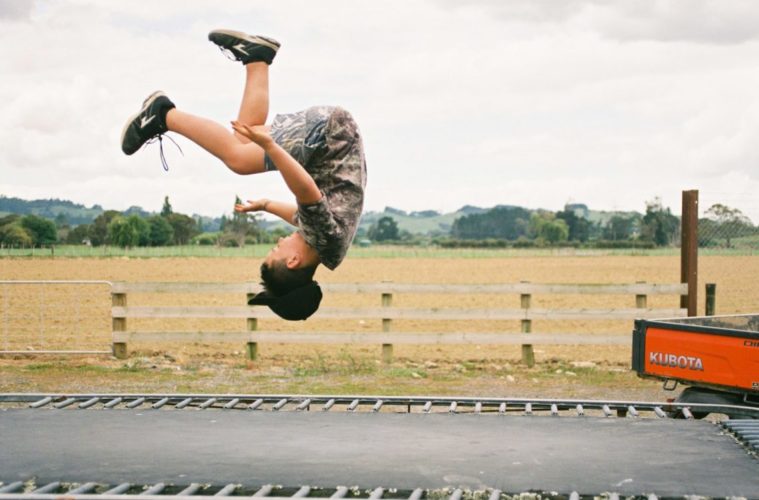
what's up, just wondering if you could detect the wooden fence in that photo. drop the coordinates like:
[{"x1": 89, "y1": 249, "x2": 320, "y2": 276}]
[{"x1": 111, "y1": 281, "x2": 688, "y2": 365}]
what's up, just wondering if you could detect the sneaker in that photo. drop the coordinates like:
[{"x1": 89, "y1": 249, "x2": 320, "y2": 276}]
[
  {"x1": 120, "y1": 91, "x2": 175, "y2": 156},
  {"x1": 208, "y1": 29, "x2": 280, "y2": 65}
]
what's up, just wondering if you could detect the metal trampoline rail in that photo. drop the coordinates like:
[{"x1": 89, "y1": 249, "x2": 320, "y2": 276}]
[{"x1": 2, "y1": 392, "x2": 759, "y2": 419}]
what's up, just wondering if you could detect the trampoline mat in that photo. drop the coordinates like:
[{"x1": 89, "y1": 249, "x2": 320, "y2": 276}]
[{"x1": 1, "y1": 409, "x2": 757, "y2": 497}]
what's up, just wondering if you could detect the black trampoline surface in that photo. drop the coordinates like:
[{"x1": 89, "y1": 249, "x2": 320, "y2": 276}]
[{"x1": 1, "y1": 409, "x2": 758, "y2": 497}]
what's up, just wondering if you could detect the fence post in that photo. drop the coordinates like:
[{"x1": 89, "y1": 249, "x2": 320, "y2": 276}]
[
  {"x1": 520, "y1": 281, "x2": 534, "y2": 367},
  {"x1": 681, "y1": 189, "x2": 699, "y2": 316},
  {"x1": 381, "y1": 283, "x2": 393, "y2": 364},
  {"x1": 635, "y1": 281, "x2": 647, "y2": 310},
  {"x1": 705, "y1": 283, "x2": 716, "y2": 316},
  {"x1": 246, "y1": 290, "x2": 258, "y2": 360},
  {"x1": 111, "y1": 286, "x2": 127, "y2": 359}
]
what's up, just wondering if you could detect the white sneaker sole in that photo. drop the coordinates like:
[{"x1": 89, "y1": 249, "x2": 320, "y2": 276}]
[{"x1": 209, "y1": 29, "x2": 280, "y2": 51}]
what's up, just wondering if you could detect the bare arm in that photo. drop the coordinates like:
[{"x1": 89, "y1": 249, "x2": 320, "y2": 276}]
[
  {"x1": 231, "y1": 121, "x2": 322, "y2": 205},
  {"x1": 235, "y1": 199, "x2": 297, "y2": 226}
]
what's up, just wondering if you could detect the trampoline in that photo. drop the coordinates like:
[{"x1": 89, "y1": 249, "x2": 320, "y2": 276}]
[{"x1": 0, "y1": 394, "x2": 757, "y2": 499}]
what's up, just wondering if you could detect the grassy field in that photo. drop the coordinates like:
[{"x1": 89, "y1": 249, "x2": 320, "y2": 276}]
[{"x1": 1, "y1": 250, "x2": 757, "y2": 400}]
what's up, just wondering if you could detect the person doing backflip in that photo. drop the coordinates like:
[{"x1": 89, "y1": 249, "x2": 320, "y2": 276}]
[{"x1": 120, "y1": 30, "x2": 367, "y2": 320}]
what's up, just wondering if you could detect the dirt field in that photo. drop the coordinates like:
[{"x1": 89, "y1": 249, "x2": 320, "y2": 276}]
[{"x1": 0, "y1": 254, "x2": 756, "y2": 400}]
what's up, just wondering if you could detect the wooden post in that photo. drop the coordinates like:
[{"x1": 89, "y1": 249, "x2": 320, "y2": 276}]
[
  {"x1": 635, "y1": 281, "x2": 647, "y2": 310},
  {"x1": 112, "y1": 289, "x2": 127, "y2": 359},
  {"x1": 681, "y1": 190, "x2": 699, "y2": 316},
  {"x1": 246, "y1": 292, "x2": 258, "y2": 360},
  {"x1": 705, "y1": 283, "x2": 716, "y2": 316},
  {"x1": 520, "y1": 282, "x2": 534, "y2": 367},
  {"x1": 382, "y1": 289, "x2": 393, "y2": 364}
]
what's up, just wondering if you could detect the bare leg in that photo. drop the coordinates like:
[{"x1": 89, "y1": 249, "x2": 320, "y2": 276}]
[
  {"x1": 234, "y1": 62, "x2": 270, "y2": 143},
  {"x1": 166, "y1": 108, "x2": 265, "y2": 175}
]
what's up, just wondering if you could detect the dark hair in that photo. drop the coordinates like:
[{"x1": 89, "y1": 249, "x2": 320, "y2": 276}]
[{"x1": 260, "y1": 260, "x2": 317, "y2": 297}]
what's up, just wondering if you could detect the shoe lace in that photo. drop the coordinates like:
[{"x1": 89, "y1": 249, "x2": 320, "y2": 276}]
[
  {"x1": 218, "y1": 46, "x2": 239, "y2": 62},
  {"x1": 145, "y1": 133, "x2": 183, "y2": 171}
]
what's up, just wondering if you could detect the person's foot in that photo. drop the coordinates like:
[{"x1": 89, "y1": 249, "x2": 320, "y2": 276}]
[
  {"x1": 208, "y1": 29, "x2": 280, "y2": 65},
  {"x1": 120, "y1": 91, "x2": 175, "y2": 155}
]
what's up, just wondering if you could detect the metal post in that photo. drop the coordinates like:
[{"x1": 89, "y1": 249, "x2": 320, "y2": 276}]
[
  {"x1": 112, "y1": 290, "x2": 127, "y2": 359},
  {"x1": 520, "y1": 281, "x2": 534, "y2": 367},
  {"x1": 680, "y1": 190, "x2": 698, "y2": 316},
  {"x1": 382, "y1": 289, "x2": 393, "y2": 364},
  {"x1": 705, "y1": 283, "x2": 716, "y2": 316},
  {"x1": 246, "y1": 292, "x2": 258, "y2": 360}
]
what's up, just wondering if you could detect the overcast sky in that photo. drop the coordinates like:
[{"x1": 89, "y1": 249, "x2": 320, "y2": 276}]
[{"x1": 1, "y1": 0, "x2": 758, "y2": 222}]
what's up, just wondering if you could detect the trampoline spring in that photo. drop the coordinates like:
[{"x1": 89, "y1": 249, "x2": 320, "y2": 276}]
[
  {"x1": 576, "y1": 404, "x2": 584, "y2": 416},
  {"x1": 214, "y1": 483, "x2": 238, "y2": 496},
  {"x1": 448, "y1": 401, "x2": 457, "y2": 413},
  {"x1": 104, "y1": 397, "x2": 123, "y2": 409},
  {"x1": 681, "y1": 407, "x2": 694, "y2": 420},
  {"x1": 67, "y1": 482, "x2": 98, "y2": 494},
  {"x1": 449, "y1": 488, "x2": 463, "y2": 500},
  {"x1": 524, "y1": 403, "x2": 532, "y2": 415},
  {"x1": 53, "y1": 397, "x2": 77, "y2": 409},
  {"x1": 653, "y1": 407, "x2": 668, "y2": 418},
  {"x1": 223, "y1": 398, "x2": 240, "y2": 409},
  {"x1": 32, "y1": 481, "x2": 60, "y2": 494},
  {"x1": 331, "y1": 486, "x2": 349, "y2": 499},
  {"x1": 103, "y1": 483, "x2": 132, "y2": 495},
  {"x1": 253, "y1": 485, "x2": 274, "y2": 497},
  {"x1": 152, "y1": 397, "x2": 170, "y2": 409},
  {"x1": 126, "y1": 397, "x2": 146, "y2": 409},
  {"x1": 177, "y1": 483, "x2": 203, "y2": 496},
  {"x1": 78, "y1": 397, "x2": 100, "y2": 409},
  {"x1": 272, "y1": 398, "x2": 288, "y2": 411},
  {"x1": 296, "y1": 399, "x2": 312, "y2": 411},
  {"x1": 372, "y1": 400, "x2": 384, "y2": 412},
  {"x1": 488, "y1": 489, "x2": 501, "y2": 500},
  {"x1": 199, "y1": 397, "x2": 217, "y2": 409},
  {"x1": 348, "y1": 399, "x2": 360, "y2": 411},
  {"x1": 29, "y1": 396, "x2": 53, "y2": 408},
  {"x1": 550, "y1": 404, "x2": 559, "y2": 416},
  {"x1": 141, "y1": 482, "x2": 166, "y2": 495},
  {"x1": 323, "y1": 398, "x2": 336, "y2": 411},
  {"x1": 249, "y1": 398, "x2": 264, "y2": 410},
  {"x1": 422, "y1": 401, "x2": 432, "y2": 413},
  {"x1": 0, "y1": 482, "x2": 24, "y2": 493},
  {"x1": 408, "y1": 488, "x2": 424, "y2": 500},
  {"x1": 474, "y1": 402, "x2": 482, "y2": 414},
  {"x1": 602, "y1": 405, "x2": 612, "y2": 417},
  {"x1": 292, "y1": 486, "x2": 311, "y2": 497},
  {"x1": 176, "y1": 397, "x2": 193, "y2": 409},
  {"x1": 369, "y1": 487, "x2": 384, "y2": 500},
  {"x1": 627, "y1": 406, "x2": 639, "y2": 418},
  {"x1": 498, "y1": 403, "x2": 506, "y2": 414}
]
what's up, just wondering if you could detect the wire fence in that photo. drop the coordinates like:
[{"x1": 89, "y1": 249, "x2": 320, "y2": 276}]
[
  {"x1": 0, "y1": 281, "x2": 112, "y2": 354},
  {"x1": 698, "y1": 191, "x2": 759, "y2": 251}
]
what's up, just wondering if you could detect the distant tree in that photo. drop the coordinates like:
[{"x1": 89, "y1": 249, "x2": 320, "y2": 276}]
[
  {"x1": 161, "y1": 196, "x2": 173, "y2": 217},
  {"x1": 108, "y1": 215, "x2": 150, "y2": 248},
  {"x1": 66, "y1": 224, "x2": 91, "y2": 244},
  {"x1": 604, "y1": 214, "x2": 638, "y2": 241},
  {"x1": 703, "y1": 203, "x2": 754, "y2": 248},
  {"x1": 451, "y1": 206, "x2": 531, "y2": 240},
  {"x1": 556, "y1": 209, "x2": 590, "y2": 242},
  {"x1": 224, "y1": 195, "x2": 261, "y2": 246},
  {"x1": 54, "y1": 213, "x2": 69, "y2": 229},
  {"x1": 148, "y1": 215, "x2": 174, "y2": 246},
  {"x1": 166, "y1": 213, "x2": 200, "y2": 245},
  {"x1": 90, "y1": 210, "x2": 120, "y2": 246},
  {"x1": 640, "y1": 198, "x2": 679, "y2": 246},
  {"x1": 528, "y1": 212, "x2": 569, "y2": 245},
  {"x1": 368, "y1": 216, "x2": 399, "y2": 242},
  {"x1": 0, "y1": 223, "x2": 33, "y2": 246},
  {"x1": 20, "y1": 214, "x2": 57, "y2": 245}
]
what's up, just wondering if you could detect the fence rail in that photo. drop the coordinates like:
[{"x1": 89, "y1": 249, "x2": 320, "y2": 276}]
[{"x1": 109, "y1": 281, "x2": 688, "y2": 365}]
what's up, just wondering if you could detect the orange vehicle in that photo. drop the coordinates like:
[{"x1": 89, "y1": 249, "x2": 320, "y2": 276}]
[{"x1": 632, "y1": 314, "x2": 759, "y2": 416}]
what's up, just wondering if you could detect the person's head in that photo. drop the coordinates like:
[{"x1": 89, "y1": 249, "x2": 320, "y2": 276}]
[{"x1": 260, "y1": 231, "x2": 320, "y2": 295}]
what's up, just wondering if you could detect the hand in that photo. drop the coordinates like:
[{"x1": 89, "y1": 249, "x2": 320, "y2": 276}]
[
  {"x1": 234, "y1": 199, "x2": 269, "y2": 213},
  {"x1": 231, "y1": 121, "x2": 274, "y2": 148}
]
